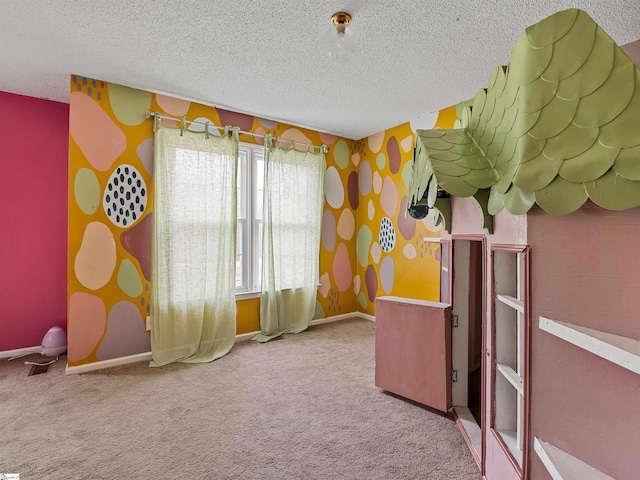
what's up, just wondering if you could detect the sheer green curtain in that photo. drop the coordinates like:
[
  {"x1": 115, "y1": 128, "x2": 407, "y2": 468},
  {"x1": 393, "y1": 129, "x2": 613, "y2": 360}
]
[
  {"x1": 151, "y1": 123, "x2": 239, "y2": 366},
  {"x1": 253, "y1": 138, "x2": 326, "y2": 342}
]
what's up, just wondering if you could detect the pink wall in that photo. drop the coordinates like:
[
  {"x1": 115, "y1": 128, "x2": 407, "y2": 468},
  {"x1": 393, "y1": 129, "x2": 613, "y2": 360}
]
[
  {"x1": 0, "y1": 91, "x2": 69, "y2": 351},
  {"x1": 528, "y1": 202, "x2": 640, "y2": 479}
]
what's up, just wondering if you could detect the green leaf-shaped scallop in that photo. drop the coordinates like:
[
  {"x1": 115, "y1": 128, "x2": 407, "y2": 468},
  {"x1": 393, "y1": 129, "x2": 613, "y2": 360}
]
[
  {"x1": 599, "y1": 72, "x2": 640, "y2": 149},
  {"x1": 526, "y1": 9, "x2": 578, "y2": 48},
  {"x1": 504, "y1": 184, "x2": 536, "y2": 215},
  {"x1": 488, "y1": 188, "x2": 506, "y2": 215},
  {"x1": 585, "y1": 170, "x2": 640, "y2": 210},
  {"x1": 512, "y1": 154, "x2": 562, "y2": 191},
  {"x1": 432, "y1": 159, "x2": 470, "y2": 177},
  {"x1": 535, "y1": 175, "x2": 588, "y2": 215},
  {"x1": 573, "y1": 50, "x2": 636, "y2": 128},
  {"x1": 557, "y1": 139, "x2": 617, "y2": 183},
  {"x1": 543, "y1": 123, "x2": 599, "y2": 161},
  {"x1": 613, "y1": 144, "x2": 640, "y2": 180},
  {"x1": 494, "y1": 158, "x2": 520, "y2": 194},
  {"x1": 517, "y1": 78, "x2": 558, "y2": 113},
  {"x1": 541, "y1": 11, "x2": 597, "y2": 82},
  {"x1": 462, "y1": 167, "x2": 501, "y2": 189},
  {"x1": 508, "y1": 34, "x2": 553, "y2": 86},
  {"x1": 430, "y1": 149, "x2": 462, "y2": 162},
  {"x1": 556, "y1": 29, "x2": 615, "y2": 100},
  {"x1": 514, "y1": 134, "x2": 546, "y2": 163},
  {"x1": 511, "y1": 108, "x2": 541, "y2": 138},
  {"x1": 528, "y1": 96, "x2": 579, "y2": 139},
  {"x1": 435, "y1": 172, "x2": 479, "y2": 197}
]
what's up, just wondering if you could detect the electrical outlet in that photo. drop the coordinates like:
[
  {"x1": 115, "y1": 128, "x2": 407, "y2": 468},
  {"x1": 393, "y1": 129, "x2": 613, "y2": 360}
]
[{"x1": 146, "y1": 316, "x2": 151, "y2": 331}]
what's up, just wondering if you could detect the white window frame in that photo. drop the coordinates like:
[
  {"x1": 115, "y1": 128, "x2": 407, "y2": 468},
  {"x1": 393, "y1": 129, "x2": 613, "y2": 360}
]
[{"x1": 236, "y1": 143, "x2": 264, "y2": 295}]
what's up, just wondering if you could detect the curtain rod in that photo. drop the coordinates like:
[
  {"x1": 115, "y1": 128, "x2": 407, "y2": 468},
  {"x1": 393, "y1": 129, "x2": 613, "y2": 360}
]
[{"x1": 145, "y1": 111, "x2": 329, "y2": 153}]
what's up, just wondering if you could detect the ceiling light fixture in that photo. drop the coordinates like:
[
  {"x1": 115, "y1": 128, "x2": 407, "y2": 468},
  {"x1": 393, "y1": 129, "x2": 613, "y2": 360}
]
[{"x1": 326, "y1": 12, "x2": 355, "y2": 63}]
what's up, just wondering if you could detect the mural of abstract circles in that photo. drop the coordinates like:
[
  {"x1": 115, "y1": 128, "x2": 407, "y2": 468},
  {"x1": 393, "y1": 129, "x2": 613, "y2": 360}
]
[
  {"x1": 103, "y1": 164, "x2": 147, "y2": 228},
  {"x1": 322, "y1": 210, "x2": 337, "y2": 252},
  {"x1": 368, "y1": 131, "x2": 385, "y2": 153},
  {"x1": 96, "y1": 301, "x2": 150, "y2": 360},
  {"x1": 368, "y1": 200, "x2": 375, "y2": 220},
  {"x1": 387, "y1": 136, "x2": 402, "y2": 174},
  {"x1": 333, "y1": 139, "x2": 350, "y2": 170},
  {"x1": 379, "y1": 217, "x2": 396, "y2": 252},
  {"x1": 397, "y1": 196, "x2": 417, "y2": 241},
  {"x1": 337, "y1": 208, "x2": 355, "y2": 240},
  {"x1": 351, "y1": 152, "x2": 360, "y2": 167},
  {"x1": 108, "y1": 83, "x2": 152, "y2": 126},
  {"x1": 401, "y1": 135, "x2": 413, "y2": 153},
  {"x1": 376, "y1": 153, "x2": 387, "y2": 170},
  {"x1": 365, "y1": 264, "x2": 378, "y2": 302},
  {"x1": 347, "y1": 171, "x2": 359, "y2": 210},
  {"x1": 380, "y1": 256, "x2": 395, "y2": 294},
  {"x1": 318, "y1": 273, "x2": 331, "y2": 298},
  {"x1": 324, "y1": 166, "x2": 344, "y2": 209},
  {"x1": 75, "y1": 222, "x2": 117, "y2": 290},
  {"x1": 356, "y1": 225, "x2": 373, "y2": 267},
  {"x1": 136, "y1": 138, "x2": 154, "y2": 177},
  {"x1": 187, "y1": 116, "x2": 221, "y2": 136},
  {"x1": 332, "y1": 243, "x2": 352, "y2": 292},
  {"x1": 74, "y1": 168, "x2": 101, "y2": 215},
  {"x1": 402, "y1": 160, "x2": 414, "y2": 190},
  {"x1": 68, "y1": 292, "x2": 106, "y2": 362},
  {"x1": 359, "y1": 161, "x2": 372, "y2": 196},
  {"x1": 380, "y1": 177, "x2": 398, "y2": 217},
  {"x1": 353, "y1": 274, "x2": 361, "y2": 295},
  {"x1": 358, "y1": 291, "x2": 368, "y2": 309},
  {"x1": 403, "y1": 243, "x2": 417, "y2": 259},
  {"x1": 373, "y1": 171, "x2": 383, "y2": 194},
  {"x1": 370, "y1": 242, "x2": 382, "y2": 264}
]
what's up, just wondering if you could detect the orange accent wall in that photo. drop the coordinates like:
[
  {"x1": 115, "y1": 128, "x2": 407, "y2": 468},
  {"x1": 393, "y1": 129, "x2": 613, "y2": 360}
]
[{"x1": 68, "y1": 76, "x2": 357, "y2": 366}]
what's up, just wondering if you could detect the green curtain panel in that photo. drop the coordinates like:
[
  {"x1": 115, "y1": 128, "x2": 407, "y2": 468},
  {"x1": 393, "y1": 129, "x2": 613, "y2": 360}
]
[
  {"x1": 254, "y1": 138, "x2": 326, "y2": 342},
  {"x1": 151, "y1": 123, "x2": 239, "y2": 366}
]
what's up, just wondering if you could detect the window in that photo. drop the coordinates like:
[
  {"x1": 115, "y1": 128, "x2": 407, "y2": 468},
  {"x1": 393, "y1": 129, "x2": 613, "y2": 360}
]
[
  {"x1": 492, "y1": 246, "x2": 529, "y2": 469},
  {"x1": 236, "y1": 143, "x2": 264, "y2": 293}
]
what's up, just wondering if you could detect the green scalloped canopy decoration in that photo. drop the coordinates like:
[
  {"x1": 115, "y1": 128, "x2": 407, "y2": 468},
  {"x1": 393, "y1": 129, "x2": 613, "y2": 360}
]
[{"x1": 408, "y1": 9, "x2": 640, "y2": 218}]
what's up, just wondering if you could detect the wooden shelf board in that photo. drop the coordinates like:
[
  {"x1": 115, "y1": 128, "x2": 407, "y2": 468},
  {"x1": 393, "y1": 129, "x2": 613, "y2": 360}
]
[
  {"x1": 496, "y1": 294, "x2": 524, "y2": 313},
  {"x1": 534, "y1": 437, "x2": 614, "y2": 480},
  {"x1": 496, "y1": 362, "x2": 524, "y2": 395},
  {"x1": 539, "y1": 317, "x2": 640, "y2": 376}
]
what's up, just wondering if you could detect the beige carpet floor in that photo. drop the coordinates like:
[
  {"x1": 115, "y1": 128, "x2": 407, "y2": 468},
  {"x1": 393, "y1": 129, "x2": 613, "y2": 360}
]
[{"x1": 0, "y1": 318, "x2": 481, "y2": 479}]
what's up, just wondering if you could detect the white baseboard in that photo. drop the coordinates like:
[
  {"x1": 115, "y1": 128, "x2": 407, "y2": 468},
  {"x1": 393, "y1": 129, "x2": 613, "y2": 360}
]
[
  {"x1": 0, "y1": 346, "x2": 42, "y2": 359},
  {"x1": 65, "y1": 311, "x2": 374, "y2": 373},
  {"x1": 235, "y1": 311, "x2": 375, "y2": 343},
  {"x1": 357, "y1": 312, "x2": 375, "y2": 322},
  {"x1": 65, "y1": 352, "x2": 153, "y2": 375}
]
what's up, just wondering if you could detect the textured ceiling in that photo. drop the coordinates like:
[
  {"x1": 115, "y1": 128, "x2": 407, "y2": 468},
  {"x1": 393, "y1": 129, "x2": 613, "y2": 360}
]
[{"x1": 1, "y1": 1, "x2": 639, "y2": 139}]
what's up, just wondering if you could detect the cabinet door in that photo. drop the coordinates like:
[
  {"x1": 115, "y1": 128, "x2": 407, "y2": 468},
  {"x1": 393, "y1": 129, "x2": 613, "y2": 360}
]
[{"x1": 375, "y1": 296, "x2": 452, "y2": 412}]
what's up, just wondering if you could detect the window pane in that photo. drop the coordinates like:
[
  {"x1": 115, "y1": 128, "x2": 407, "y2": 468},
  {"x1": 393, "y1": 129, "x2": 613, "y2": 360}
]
[
  {"x1": 237, "y1": 150, "x2": 247, "y2": 220},
  {"x1": 236, "y1": 222, "x2": 244, "y2": 288},
  {"x1": 255, "y1": 152, "x2": 264, "y2": 220}
]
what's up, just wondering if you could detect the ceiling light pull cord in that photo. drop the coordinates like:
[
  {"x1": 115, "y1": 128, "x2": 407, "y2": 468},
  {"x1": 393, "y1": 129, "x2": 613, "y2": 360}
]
[{"x1": 146, "y1": 111, "x2": 329, "y2": 153}]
